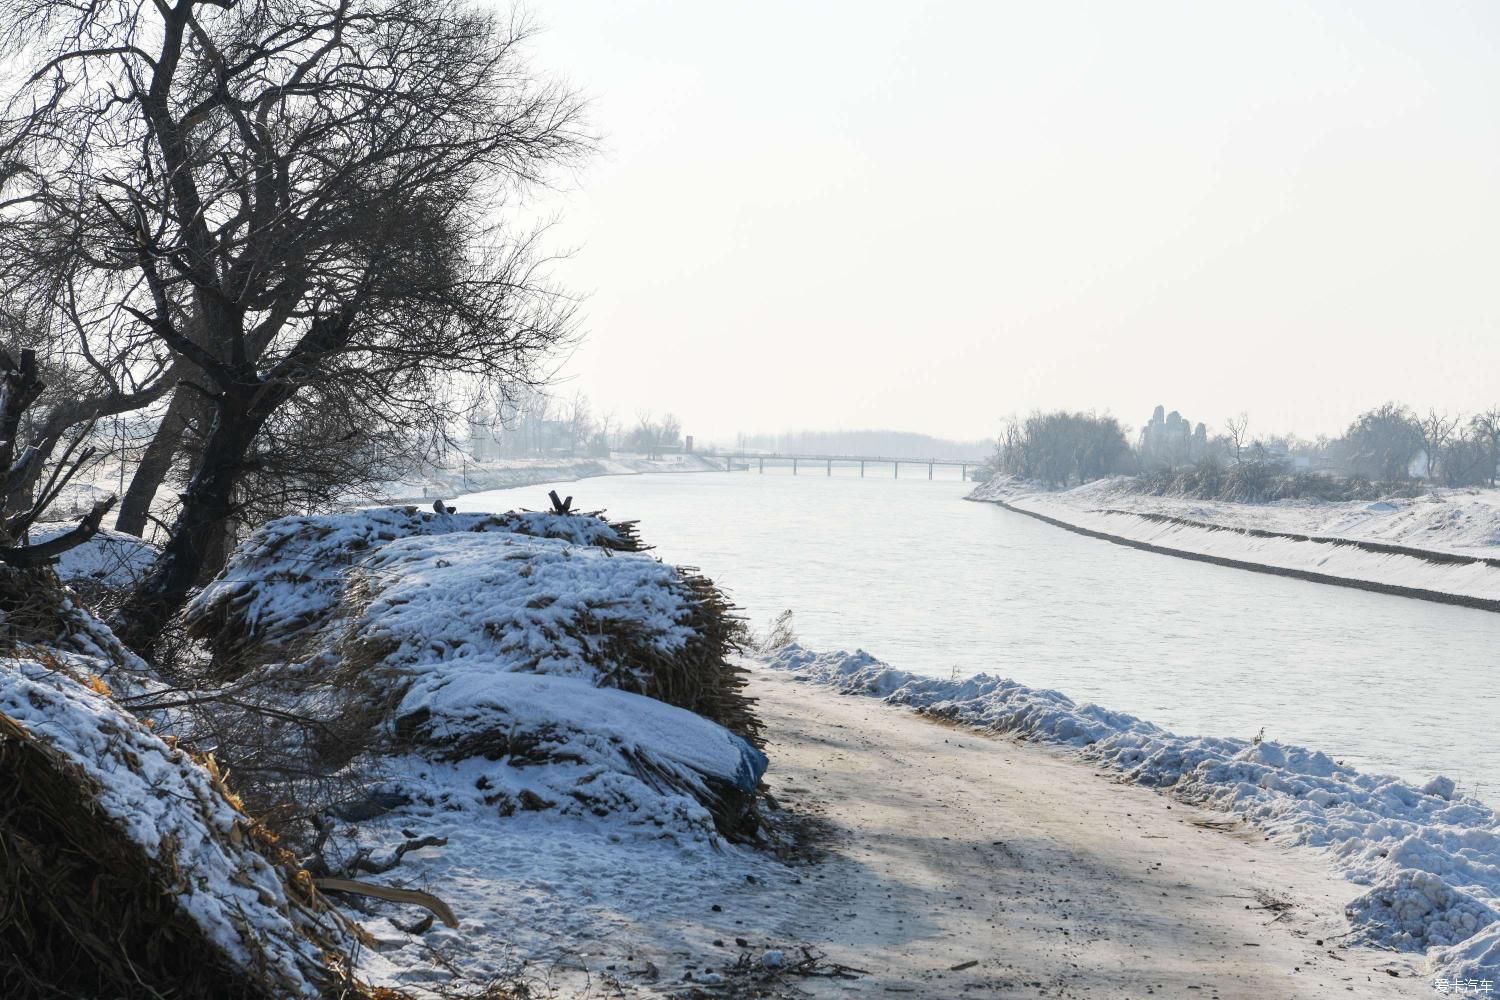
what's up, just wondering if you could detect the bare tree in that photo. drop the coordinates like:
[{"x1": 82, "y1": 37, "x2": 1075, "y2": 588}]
[
  {"x1": 990, "y1": 410, "x2": 1131, "y2": 487},
  {"x1": 564, "y1": 391, "x2": 593, "y2": 456},
  {"x1": 0, "y1": 349, "x2": 116, "y2": 568},
  {"x1": 596, "y1": 409, "x2": 617, "y2": 456},
  {"x1": 0, "y1": 0, "x2": 591, "y2": 650},
  {"x1": 624, "y1": 411, "x2": 683, "y2": 460},
  {"x1": 659, "y1": 413, "x2": 683, "y2": 449},
  {"x1": 629, "y1": 410, "x2": 657, "y2": 458},
  {"x1": 1418, "y1": 409, "x2": 1459, "y2": 484},
  {"x1": 1470, "y1": 409, "x2": 1500, "y2": 488},
  {"x1": 1224, "y1": 413, "x2": 1250, "y2": 465},
  {"x1": 990, "y1": 418, "x2": 1028, "y2": 479},
  {"x1": 1438, "y1": 424, "x2": 1490, "y2": 487},
  {"x1": 0, "y1": 308, "x2": 173, "y2": 524}
]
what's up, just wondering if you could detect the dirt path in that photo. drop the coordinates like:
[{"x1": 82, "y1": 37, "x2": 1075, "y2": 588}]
[
  {"x1": 721, "y1": 668, "x2": 1429, "y2": 999},
  {"x1": 370, "y1": 669, "x2": 1435, "y2": 998}
]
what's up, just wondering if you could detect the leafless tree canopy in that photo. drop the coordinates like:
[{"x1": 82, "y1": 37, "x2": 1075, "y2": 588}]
[
  {"x1": 990, "y1": 411, "x2": 1133, "y2": 488},
  {"x1": 0, "y1": 348, "x2": 116, "y2": 566},
  {"x1": 0, "y1": 0, "x2": 591, "y2": 647},
  {"x1": 1224, "y1": 413, "x2": 1249, "y2": 465}
]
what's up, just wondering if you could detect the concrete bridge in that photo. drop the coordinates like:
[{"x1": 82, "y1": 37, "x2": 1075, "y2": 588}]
[{"x1": 695, "y1": 451, "x2": 986, "y2": 480}]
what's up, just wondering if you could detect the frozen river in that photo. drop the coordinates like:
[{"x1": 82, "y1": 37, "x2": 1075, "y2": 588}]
[{"x1": 459, "y1": 469, "x2": 1499, "y2": 802}]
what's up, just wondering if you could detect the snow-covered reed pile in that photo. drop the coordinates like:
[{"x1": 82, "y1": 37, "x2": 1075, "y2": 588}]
[
  {"x1": 0, "y1": 562, "x2": 158, "y2": 699},
  {"x1": 389, "y1": 671, "x2": 769, "y2": 839},
  {"x1": 761, "y1": 643, "x2": 1500, "y2": 982},
  {"x1": 189, "y1": 506, "x2": 642, "y2": 667},
  {"x1": 185, "y1": 506, "x2": 766, "y2": 840},
  {"x1": 0, "y1": 654, "x2": 367, "y2": 999}
]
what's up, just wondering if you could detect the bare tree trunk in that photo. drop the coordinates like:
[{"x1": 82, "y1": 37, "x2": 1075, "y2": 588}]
[
  {"x1": 116, "y1": 386, "x2": 209, "y2": 536},
  {"x1": 116, "y1": 385, "x2": 268, "y2": 653},
  {"x1": 117, "y1": 312, "x2": 354, "y2": 655},
  {"x1": 3, "y1": 428, "x2": 61, "y2": 516}
]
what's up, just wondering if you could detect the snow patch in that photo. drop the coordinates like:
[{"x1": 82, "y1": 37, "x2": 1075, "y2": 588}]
[{"x1": 29, "y1": 523, "x2": 158, "y2": 590}]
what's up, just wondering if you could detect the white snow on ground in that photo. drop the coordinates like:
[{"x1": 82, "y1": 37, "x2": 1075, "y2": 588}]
[
  {"x1": 0, "y1": 656, "x2": 336, "y2": 996},
  {"x1": 346, "y1": 529, "x2": 694, "y2": 684},
  {"x1": 0, "y1": 569, "x2": 162, "y2": 701},
  {"x1": 974, "y1": 475, "x2": 1500, "y2": 557},
  {"x1": 970, "y1": 476, "x2": 1500, "y2": 604},
  {"x1": 403, "y1": 670, "x2": 767, "y2": 793},
  {"x1": 27, "y1": 523, "x2": 158, "y2": 590},
  {"x1": 379, "y1": 670, "x2": 766, "y2": 841},
  {"x1": 760, "y1": 643, "x2": 1500, "y2": 983},
  {"x1": 342, "y1": 665, "x2": 1435, "y2": 998},
  {"x1": 343, "y1": 809, "x2": 790, "y2": 996},
  {"x1": 188, "y1": 506, "x2": 639, "y2": 662}
]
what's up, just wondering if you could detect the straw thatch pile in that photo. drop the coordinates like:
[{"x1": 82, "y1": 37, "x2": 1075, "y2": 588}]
[
  {"x1": 188, "y1": 506, "x2": 642, "y2": 666},
  {"x1": 0, "y1": 562, "x2": 158, "y2": 699},
  {"x1": 0, "y1": 652, "x2": 373, "y2": 999},
  {"x1": 180, "y1": 505, "x2": 767, "y2": 840},
  {"x1": 186, "y1": 505, "x2": 761, "y2": 746}
]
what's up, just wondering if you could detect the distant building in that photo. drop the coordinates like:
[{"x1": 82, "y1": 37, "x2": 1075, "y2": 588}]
[{"x1": 1139, "y1": 405, "x2": 1208, "y2": 469}]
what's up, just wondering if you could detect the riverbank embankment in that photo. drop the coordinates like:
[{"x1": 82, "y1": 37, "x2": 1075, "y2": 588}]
[{"x1": 968, "y1": 477, "x2": 1500, "y2": 610}]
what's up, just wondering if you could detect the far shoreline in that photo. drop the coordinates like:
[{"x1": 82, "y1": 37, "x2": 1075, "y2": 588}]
[{"x1": 968, "y1": 477, "x2": 1500, "y2": 613}]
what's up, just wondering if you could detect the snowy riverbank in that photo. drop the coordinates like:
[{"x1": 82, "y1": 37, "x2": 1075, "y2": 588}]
[
  {"x1": 969, "y1": 476, "x2": 1500, "y2": 609},
  {"x1": 381, "y1": 452, "x2": 727, "y2": 501},
  {"x1": 761, "y1": 644, "x2": 1500, "y2": 986},
  {"x1": 346, "y1": 659, "x2": 1435, "y2": 997}
]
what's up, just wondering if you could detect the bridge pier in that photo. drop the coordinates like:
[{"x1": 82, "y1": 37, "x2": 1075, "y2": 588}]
[
  {"x1": 826, "y1": 459, "x2": 831, "y2": 476},
  {"x1": 893, "y1": 461, "x2": 899, "y2": 479},
  {"x1": 759, "y1": 457, "x2": 764, "y2": 474},
  {"x1": 792, "y1": 458, "x2": 798, "y2": 475},
  {"x1": 961, "y1": 463, "x2": 966, "y2": 481},
  {"x1": 860, "y1": 460, "x2": 865, "y2": 477}
]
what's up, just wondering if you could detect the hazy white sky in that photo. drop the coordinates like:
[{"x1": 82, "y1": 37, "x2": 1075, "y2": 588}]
[{"x1": 516, "y1": 0, "x2": 1499, "y2": 444}]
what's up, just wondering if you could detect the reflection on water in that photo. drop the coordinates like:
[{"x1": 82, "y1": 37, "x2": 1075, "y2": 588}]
[{"x1": 459, "y1": 470, "x2": 1500, "y2": 801}]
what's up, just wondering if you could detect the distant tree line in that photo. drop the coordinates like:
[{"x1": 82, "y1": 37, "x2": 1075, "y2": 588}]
[
  {"x1": 469, "y1": 389, "x2": 682, "y2": 461},
  {"x1": 988, "y1": 401, "x2": 1500, "y2": 496},
  {"x1": 990, "y1": 412, "x2": 1134, "y2": 488}
]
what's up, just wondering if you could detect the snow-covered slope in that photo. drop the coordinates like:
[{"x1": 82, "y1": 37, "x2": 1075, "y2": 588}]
[
  {"x1": 969, "y1": 477, "x2": 1500, "y2": 607},
  {"x1": 0, "y1": 655, "x2": 350, "y2": 997},
  {"x1": 974, "y1": 476, "x2": 1500, "y2": 557},
  {"x1": 761, "y1": 643, "x2": 1500, "y2": 983},
  {"x1": 344, "y1": 529, "x2": 698, "y2": 687},
  {"x1": 383, "y1": 669, "x2": 767, "y2": 838}
]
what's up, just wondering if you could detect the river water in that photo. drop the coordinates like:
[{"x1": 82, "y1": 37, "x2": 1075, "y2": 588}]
[{"x1": 459, "y1": 469, "x2": 1499, "y2": 801}]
